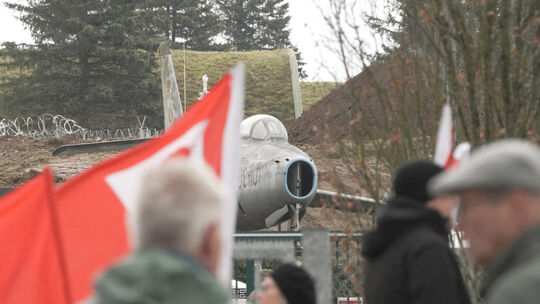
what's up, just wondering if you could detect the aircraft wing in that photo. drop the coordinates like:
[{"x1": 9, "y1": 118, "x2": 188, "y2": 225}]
[
  {"x1": 310, "y1": 189, "x2": 380, "y2": 213},
  {"x1": 52, "y1": 139, "x2": 149, "y2": 156}
]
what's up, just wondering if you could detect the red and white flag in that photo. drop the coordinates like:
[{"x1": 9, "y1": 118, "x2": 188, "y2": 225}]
[
  {"x1": 434, "y1": 103, "x2": 454, "y2": 169},
  {"x1": 54, "y1": 64, "x2": 244, "y2": 301},
  {"x1": 0, "y1": 168, "x2": 71, "y2": 304},
  {"x1": 447, "y1": 142, "x2": 471, "y2": 169}
]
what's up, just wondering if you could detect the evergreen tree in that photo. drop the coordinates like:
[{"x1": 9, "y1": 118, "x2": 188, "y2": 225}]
[
  {"x1": 216, "y1": 0, "x2": 257, "y2": 50},
  {"x1": 217, "y1": 0, "x2": 307, "y2": 78},
  {"x1": 136, "y1": 0, "x2": 171, "y2": 42},
  {"x1": 255, "y1": 0, "x2": 290, "y2": 49},
  {"x1": 172, "y1": 0, "x2": 222, "y2": 50},
  {"x1": 218, "y1": 0, "x2": 289, "y2": 50},
  {"x1": 140, "y1": 0, "x2": 222, "y2": 51},
  {"x1": 1, "y1": 0, "x2": 160, "y2": 127}
]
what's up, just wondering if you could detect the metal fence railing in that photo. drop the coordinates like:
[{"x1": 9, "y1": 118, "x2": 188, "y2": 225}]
[{"x1": 232, "y1": 231, "x2": 365, "y2": 304}]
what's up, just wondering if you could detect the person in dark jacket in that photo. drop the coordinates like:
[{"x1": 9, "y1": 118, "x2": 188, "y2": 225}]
[{"x1": 362, "y1": 159, "x2": 470, "y2": 304}]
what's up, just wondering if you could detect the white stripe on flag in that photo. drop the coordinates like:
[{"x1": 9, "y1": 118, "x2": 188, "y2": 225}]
[
  {"x1": 218, "y1": 63, "x2": 245, "y2": 284},
  {"x1": 434, "y1": 104, "x2": 453, "y2": 167}
]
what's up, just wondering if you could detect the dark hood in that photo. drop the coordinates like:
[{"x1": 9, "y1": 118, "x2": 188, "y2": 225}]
[{"x1": 361, "y1": 196, "x2": 448, "y2": 260}]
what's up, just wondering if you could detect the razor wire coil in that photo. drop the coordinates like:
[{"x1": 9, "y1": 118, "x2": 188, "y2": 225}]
[{"x1": 0, "y1": 114, "x2": 160, "y2": 140}]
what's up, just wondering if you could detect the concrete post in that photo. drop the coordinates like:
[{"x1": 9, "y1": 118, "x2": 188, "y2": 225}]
[{"x1": 303, "y1": 230, "x2": 332, "y2": 304}]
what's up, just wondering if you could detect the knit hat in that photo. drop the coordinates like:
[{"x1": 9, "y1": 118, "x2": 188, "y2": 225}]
[
  {"x1": 270, "y1": 264, "x2": 315, "y2": 304},
  {"x1": 393, "y1": 159, "x2": 444, "y2": 204}
]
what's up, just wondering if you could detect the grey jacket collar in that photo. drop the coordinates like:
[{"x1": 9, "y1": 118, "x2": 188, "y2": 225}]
[{"x1": 482, "y1": 225, "x2": 540, "y2": 296}]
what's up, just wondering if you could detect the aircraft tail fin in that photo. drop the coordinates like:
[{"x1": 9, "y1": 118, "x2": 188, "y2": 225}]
[{"x1": 159, "y1": 42, "x2": 183, "y2": 130}]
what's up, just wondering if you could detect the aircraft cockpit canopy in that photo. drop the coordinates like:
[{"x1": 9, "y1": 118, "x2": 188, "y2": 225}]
[{"x1": 240, "y1": 114, "x2": 288, "y2": 141}]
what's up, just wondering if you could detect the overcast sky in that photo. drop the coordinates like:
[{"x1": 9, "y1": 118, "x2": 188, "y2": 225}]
[{"x1": 0, "y1": 0, "x2": 377, "y2": 81}]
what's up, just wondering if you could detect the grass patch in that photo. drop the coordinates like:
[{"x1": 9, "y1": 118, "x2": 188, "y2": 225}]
[{"x1": 171, "y1": 48, "x2": 295, "y2": 124}]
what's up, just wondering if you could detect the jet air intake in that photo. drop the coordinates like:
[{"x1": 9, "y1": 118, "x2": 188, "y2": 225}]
[{"x1": 285, "y1": 159, "x2": 317, "y2": 202}]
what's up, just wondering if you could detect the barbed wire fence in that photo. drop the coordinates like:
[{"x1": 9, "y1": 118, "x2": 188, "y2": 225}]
[{"x1": 0, "y1": 114, "x2": 160, "y2": 141}]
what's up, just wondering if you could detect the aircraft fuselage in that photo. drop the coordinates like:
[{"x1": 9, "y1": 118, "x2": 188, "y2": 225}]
[{"x1": 236, "y1": 115, "x2": 317, "y2": 230}]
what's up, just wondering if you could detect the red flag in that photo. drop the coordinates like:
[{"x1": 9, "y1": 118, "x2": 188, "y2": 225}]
[
  {"x1": 54, "y1": 64, "x2": 244, "y2": 301},
  {"x1": 0, "y1": 168, "x2": 71, "y2": 304}
]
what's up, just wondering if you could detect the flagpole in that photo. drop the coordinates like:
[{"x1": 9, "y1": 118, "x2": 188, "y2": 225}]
[
  {"x1": 183, "y1": 41, "x2": 187, "y2": 112},
  {"x1": 43, "y1": 167, "x2": 73, "y2": 304}
]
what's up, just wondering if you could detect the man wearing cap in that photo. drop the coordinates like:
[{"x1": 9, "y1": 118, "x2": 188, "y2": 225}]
[
  {"x1": 362, "y1": 159, "x2": 470, "y2": 304},
  {"x1": 429, "y1": 139, "x2": 540, "y2": 304}
]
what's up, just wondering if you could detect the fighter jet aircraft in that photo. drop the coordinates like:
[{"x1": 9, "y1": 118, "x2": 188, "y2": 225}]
[
  {"x1": 235, "y1": 114, "x2": 378, "y2": 230},
  {"x1": 236, "y1": 114, "x2": 317, "y2": 230}
]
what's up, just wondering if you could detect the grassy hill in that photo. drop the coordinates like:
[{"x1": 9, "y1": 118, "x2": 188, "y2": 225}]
[
  {"x1": 171, "y1": 49, "x2": 341, "y2": 122},
  {"x1": 170, "y1": 49, "x2": 295, "y2": 124}
]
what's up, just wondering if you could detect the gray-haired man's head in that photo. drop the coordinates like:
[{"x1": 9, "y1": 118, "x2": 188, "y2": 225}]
[{"x1": 135, "y1": 158, "x2": 227, "y2": 274}]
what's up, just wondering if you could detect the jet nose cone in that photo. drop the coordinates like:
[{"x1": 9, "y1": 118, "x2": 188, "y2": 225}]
[{"x1": 285, "y1": 158, "x2": 317, "y2": 201}]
